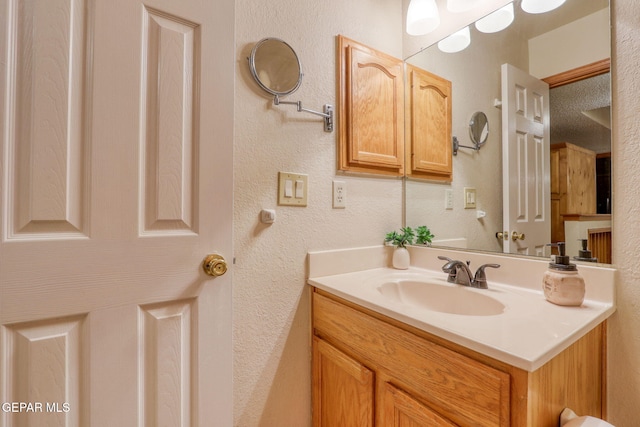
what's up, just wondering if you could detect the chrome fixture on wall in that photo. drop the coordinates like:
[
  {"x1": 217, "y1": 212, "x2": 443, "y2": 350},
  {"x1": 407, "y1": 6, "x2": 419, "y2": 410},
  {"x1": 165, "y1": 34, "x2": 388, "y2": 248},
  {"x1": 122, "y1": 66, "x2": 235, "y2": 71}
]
[{"x1": 248, "y1": 38, "x2": 333, "y2": 132}]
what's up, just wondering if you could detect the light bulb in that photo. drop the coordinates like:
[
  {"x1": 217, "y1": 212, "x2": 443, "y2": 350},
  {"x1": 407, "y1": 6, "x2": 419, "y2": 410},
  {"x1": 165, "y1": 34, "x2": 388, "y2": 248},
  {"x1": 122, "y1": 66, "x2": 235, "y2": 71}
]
[
  {"x1": 406, "y1": 0, "x2": 441, "y2": 35},
  {"x1": 521, "y1": 0, "x2": 566, "y2": 14},
  {"x1": 475, "y1": 3, "x2": 514, "y2": 33},
  {"x1": 437, "y1": 26, "x2": 471, "y2": 53}
]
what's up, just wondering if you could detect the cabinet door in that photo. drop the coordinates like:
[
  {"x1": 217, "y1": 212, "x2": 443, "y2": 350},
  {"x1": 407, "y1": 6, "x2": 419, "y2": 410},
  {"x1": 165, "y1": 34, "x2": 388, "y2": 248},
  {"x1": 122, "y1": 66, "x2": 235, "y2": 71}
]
[
  {"x1": 313, "y1": 337, "x2": 375, "y2": 427},
  {"x1": 380, "y1": 382, "x2": 457, "y2": 427},
  {"x1": 338, "y1": 35, "x2": 404, "y2": 176},
  {"x1": 406, "y1": 64, "x2": 452, "y2": 181}
]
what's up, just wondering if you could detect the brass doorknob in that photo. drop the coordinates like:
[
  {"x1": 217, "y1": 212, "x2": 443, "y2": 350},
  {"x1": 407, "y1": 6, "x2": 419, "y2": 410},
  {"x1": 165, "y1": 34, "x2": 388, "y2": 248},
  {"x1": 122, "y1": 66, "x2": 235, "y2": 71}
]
[
  {"x1": 203, "y1": 254, "x2": 228, "y2": 277},
  {"x1": 495, "y1": 231, "x2": 508, "y2": 241},
  {"x1": 511, "y1": 231, "x2": 525, "y2": 241}
]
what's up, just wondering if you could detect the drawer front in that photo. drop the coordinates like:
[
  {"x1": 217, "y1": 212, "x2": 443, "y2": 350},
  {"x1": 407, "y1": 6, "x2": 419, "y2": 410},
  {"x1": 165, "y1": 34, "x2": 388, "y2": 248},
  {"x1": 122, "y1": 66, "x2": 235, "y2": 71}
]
[{"x1": 313, "y1": 292, "x2": 510, "y2": 427}]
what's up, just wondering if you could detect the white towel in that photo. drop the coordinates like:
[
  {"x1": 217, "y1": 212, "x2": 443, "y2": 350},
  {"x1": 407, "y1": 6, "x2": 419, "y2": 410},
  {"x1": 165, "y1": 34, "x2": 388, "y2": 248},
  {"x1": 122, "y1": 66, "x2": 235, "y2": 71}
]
[{"x1": 560, "y1": 408, "x2": 615, "y2": 427}]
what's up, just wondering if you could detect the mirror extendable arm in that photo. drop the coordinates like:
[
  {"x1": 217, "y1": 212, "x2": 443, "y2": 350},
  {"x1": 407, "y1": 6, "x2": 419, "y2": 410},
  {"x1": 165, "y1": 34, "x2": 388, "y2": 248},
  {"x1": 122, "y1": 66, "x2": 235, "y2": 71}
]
[
  {"x1": 452, "y1": 136, "x2": 480, "y2": 156},
  {"x1": 248, "y1": 38, "x2": 334, "y2": 132},
  {"x1": 273, "y1": 95, "x2": 334, "y2": 132}
]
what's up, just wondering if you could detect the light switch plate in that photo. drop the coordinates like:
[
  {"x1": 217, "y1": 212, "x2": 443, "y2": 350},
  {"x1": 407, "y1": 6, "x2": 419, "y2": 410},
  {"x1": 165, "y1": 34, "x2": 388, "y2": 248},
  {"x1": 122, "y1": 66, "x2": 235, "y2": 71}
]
[
  {"x1": 278, "y1": 172, "x2": 308, "y2": 206},
  {"x1": 464, "y1": 187, "x2": 476, "y2": 209}
]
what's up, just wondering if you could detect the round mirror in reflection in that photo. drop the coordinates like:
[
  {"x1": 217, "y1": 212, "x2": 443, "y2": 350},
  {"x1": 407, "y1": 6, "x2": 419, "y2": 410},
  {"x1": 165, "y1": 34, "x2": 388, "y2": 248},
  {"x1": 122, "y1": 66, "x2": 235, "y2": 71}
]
[
  {"x1": 469, "y1": 111, "x2": 489, "y2": 147},
  {"x1": 249, "y1": 38, "x2": 302, "y2": 96}
]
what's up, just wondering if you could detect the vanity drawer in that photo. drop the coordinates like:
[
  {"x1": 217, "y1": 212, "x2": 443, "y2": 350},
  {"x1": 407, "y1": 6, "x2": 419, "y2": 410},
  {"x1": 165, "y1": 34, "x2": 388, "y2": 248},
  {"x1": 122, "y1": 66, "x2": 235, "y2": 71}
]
[{"x1": 313, "y1": 291, "x2": 510, "y2": 427}]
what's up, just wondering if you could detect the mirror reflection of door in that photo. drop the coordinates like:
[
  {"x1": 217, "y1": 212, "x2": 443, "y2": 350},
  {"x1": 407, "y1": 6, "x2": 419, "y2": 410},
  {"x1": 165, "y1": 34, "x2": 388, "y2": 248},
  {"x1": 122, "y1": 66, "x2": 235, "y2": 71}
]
[{"x1": 501, "y1": 63, "x2": 551, "y2": 256}]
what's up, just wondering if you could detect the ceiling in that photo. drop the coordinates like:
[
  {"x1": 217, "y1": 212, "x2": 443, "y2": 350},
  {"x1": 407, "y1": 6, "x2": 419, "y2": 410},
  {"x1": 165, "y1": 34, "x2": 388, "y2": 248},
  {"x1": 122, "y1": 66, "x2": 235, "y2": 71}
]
[
  {"x1": 550, "y1": 72, "x2": 611, "y2": 154},
  {"x1": 516, "y1": 0, "x2": 609, "y2": 39}
]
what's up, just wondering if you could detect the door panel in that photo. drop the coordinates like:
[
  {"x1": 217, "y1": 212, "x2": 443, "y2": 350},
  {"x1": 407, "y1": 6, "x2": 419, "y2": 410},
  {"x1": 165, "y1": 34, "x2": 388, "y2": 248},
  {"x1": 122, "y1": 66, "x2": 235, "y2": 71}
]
[
  {"x1": 501, "y1": 63, "x2": 550, "y2": 256},
  {"x1": 0, "y1": 0, "x2": 233, "y2": 425}
]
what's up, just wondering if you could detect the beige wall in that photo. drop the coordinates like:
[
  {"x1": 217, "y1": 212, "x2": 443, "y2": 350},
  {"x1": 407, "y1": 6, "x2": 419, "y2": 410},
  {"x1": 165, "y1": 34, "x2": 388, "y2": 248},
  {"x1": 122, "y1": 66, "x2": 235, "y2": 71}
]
[
  {"x1": 234, "y1": 0, "x2": 640, "y2": 425},
  {"x1": 529, "y1": 8, "x2": 610, "y2": 79},
  {"x1": 233, "y1": 0, "x2": 403, "y2": 425},
  {"x1": 609, "y1": 0, "x2": 640, "y2": 424}
]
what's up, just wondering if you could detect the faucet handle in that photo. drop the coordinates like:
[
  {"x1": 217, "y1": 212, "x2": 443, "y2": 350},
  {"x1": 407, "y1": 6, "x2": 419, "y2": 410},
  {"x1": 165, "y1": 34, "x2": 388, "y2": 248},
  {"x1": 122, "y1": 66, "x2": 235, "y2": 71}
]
[
  {"x1": 438, "y1": 256, "x2": 457, "y2": 283},
  {"x1": 473, "y1": 264, "x2": 500, "y2": 289}
]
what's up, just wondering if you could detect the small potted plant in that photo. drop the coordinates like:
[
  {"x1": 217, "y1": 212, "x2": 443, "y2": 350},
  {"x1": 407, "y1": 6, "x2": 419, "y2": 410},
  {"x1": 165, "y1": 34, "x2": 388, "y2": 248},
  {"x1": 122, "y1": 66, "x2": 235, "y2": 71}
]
[
  {"x1": 385, "y1": 227, "x2": 415, "y2": 269},
  {"x1": 415, "y1": 225, "x2": 435, "y2": 246}
]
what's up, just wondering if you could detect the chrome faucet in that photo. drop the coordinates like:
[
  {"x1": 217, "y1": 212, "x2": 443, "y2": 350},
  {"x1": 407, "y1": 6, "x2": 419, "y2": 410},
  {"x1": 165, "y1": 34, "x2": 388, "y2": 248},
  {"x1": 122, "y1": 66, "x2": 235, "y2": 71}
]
[{"x1": 438, "y1": 256, "x2": 500, "y2": 289}]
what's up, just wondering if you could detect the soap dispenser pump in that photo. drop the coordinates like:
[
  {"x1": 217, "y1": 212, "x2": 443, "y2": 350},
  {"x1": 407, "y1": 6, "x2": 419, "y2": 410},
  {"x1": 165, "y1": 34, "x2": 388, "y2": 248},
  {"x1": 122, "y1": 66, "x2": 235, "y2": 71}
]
[
  {"x1": 542, "y1": 242, "x2": 585, "y2": 306},
  {"x1": 574, "y1": 239, "x2": 598, "y2": 262}
]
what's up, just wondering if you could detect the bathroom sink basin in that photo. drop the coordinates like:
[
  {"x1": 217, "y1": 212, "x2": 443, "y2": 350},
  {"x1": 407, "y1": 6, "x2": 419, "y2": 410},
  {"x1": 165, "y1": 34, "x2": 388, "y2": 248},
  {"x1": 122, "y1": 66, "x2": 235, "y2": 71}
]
[{"x1": 377, "y1": 279, "x2": 506, "y2": 316}]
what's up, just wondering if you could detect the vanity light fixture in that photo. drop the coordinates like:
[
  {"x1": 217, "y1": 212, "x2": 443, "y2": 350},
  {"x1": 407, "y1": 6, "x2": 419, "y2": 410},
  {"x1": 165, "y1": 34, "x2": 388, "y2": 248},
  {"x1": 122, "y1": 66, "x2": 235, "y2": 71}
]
[
  {"x1": 447, "y1": 0, "x2": 482, "y2": 13},
  {"x1": 521, "y1": 0, "x2": 566, "y2": 14},
  {"x1": 437, "y1": 26, "x2": 471, "y2": 53},
  {"x1": 475, "y1": 3, "x2": 514, "y2": 33},
  {"x1": 406, "y1": 0, "x2": 441, "y2": 35}
]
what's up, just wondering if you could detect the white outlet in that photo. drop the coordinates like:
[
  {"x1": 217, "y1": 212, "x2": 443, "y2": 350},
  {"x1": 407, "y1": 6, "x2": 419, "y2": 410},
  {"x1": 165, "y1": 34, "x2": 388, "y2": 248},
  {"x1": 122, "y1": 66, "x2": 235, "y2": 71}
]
[
  {"x1": 333, "y1": 180, "x2": 346, "y2": 208},
  {"x1": 445, "y1": 189, "x2": 454, "y2": 210}
]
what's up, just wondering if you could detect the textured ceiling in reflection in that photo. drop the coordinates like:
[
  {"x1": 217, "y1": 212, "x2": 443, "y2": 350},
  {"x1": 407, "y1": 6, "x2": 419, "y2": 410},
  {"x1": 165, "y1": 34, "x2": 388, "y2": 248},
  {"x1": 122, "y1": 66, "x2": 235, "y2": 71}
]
[{"x1": 550, "y1": 72, "x2": 611, "y2": 154}]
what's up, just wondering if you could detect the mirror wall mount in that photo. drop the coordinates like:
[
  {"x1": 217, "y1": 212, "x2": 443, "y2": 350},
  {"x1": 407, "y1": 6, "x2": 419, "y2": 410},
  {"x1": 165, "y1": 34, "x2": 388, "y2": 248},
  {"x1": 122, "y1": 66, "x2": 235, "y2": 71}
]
[
  {"x1": 248, "y1": 37, "x2": 334, "y2": 132},
  {"x1": 452, "y1": 136, "x2": 478, "y2": 155},
  {"x1": 273, "y1": 96, "x2": 334, "y2": 132}
]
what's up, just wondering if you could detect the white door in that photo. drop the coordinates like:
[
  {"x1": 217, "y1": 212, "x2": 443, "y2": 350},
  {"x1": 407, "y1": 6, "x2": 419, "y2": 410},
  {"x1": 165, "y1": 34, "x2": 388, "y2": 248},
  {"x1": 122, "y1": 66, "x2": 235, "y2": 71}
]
[
  {"x1": 0, "y1": 0, "x2": 233, "y2": 425},
  {"x1": 501, "y1": 63, "x2": 550, "y2": 256}
]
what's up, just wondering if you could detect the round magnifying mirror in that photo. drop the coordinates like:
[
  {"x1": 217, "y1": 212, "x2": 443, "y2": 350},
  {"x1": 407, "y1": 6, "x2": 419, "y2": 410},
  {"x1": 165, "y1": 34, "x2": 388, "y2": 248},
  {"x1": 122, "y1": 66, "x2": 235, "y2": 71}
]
[
  {"x1": 469, "y1": 111, "x2": 489, "y2": 147},
  {"x1": 249, "y1": 38, "x2": 302, "y2": 97}
]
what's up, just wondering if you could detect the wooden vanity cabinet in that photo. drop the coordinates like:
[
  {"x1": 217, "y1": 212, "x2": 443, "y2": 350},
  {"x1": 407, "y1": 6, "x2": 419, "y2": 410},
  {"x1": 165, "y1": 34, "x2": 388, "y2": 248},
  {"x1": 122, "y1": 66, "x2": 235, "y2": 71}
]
[
  {"x1": 312, "y1": 289, "x2": 605, "y2": 427},
  {"x1": 337, "y1": 35, "x2": 405, "y2": 176}
]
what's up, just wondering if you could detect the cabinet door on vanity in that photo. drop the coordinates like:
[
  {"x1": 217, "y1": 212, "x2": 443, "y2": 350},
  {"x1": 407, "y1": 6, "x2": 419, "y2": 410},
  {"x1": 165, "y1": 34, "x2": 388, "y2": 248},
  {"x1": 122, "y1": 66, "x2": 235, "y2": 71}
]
[
  {"x1": 313, "y1": 337, "x2": 375, "y2": 427},
  {"x1": 380, "y1": 382, "x2": 457, "y2": 427}
]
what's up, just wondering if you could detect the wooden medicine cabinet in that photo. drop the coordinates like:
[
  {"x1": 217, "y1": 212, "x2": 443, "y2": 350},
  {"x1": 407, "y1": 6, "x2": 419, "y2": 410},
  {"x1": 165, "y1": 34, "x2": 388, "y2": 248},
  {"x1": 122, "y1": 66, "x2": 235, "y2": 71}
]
[
  {"x1": 337, "y1": 36, "x2": 453, "y2": 181},
  {"x1": 337, "y1": 35, "x2": 405, "y2": 176}
]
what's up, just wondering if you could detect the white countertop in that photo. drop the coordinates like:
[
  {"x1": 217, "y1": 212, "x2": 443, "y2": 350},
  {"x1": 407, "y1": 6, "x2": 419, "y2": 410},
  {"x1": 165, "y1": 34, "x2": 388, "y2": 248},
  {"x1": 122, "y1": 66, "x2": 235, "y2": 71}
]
[{"x1": 308, "y1": 245, "x2": 616, "y2": 372}]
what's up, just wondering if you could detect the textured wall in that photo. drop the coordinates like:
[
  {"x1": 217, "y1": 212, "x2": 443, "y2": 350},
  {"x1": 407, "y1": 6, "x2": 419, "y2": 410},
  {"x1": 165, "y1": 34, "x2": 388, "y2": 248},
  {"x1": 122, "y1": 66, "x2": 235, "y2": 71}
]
[
  {"x1": 233, "y1": 0, "x2": 640, "y2": 425},
  {"x1": 608, "y1": 0, "x2": 640, "y2": 423},
  {"x1": 233, "y1": 0, "x2": 403, "y2": 425}
]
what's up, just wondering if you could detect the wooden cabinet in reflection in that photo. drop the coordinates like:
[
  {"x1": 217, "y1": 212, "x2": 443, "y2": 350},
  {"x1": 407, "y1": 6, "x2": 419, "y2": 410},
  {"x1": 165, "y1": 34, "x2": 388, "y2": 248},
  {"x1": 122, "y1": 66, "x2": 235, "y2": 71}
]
[
  {"x1": 405, "y1": 64, "x2": 453, "y2": 181},
  {"x1": 550, "y1": 142, "x2": 597, "y2": 244}
]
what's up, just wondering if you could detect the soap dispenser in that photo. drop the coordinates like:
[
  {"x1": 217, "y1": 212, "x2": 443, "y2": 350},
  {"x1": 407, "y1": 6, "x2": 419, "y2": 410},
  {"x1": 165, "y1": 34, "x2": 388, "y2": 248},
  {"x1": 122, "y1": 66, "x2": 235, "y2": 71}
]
[
  {"x1": 574, "y1": 239, "x2": 598, "y2": 263},
  {"x1": 542, "y1": 242, "x2": 585, "y2": 306}
]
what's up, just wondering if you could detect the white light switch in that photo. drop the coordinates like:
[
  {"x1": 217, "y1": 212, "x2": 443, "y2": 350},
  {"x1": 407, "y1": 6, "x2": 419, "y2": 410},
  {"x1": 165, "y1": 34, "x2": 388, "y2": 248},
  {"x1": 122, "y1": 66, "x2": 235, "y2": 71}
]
[
  {"x1": 284, "y1": 180, "x2": 293, "y2": 197},
  {"x1": 295, "y1": 180, "x2": 304, "y2": 198}
]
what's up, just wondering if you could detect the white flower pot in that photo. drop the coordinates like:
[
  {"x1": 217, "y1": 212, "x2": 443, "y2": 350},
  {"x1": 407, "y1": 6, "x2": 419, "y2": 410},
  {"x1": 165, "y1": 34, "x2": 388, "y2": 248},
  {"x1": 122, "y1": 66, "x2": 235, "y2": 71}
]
[{"x1": 392, "y1": 247, "x2": 410, "y2": 270}]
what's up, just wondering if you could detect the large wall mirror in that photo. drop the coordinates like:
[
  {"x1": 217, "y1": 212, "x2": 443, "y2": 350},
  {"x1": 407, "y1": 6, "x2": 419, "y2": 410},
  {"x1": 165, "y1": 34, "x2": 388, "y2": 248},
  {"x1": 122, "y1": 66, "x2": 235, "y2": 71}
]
[{"x1": 404, "y1": 0, "x2": 612, "y2": 264}]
